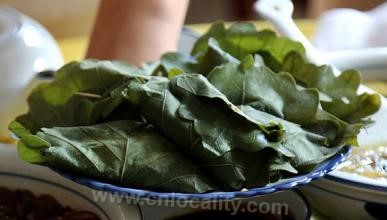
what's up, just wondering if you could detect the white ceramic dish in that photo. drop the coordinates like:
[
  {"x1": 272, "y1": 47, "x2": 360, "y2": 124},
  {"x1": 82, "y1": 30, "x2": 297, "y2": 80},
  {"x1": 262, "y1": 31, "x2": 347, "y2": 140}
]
[
  {"x1": 303, "y1": 153, "x2": 387, "y2": 220},
  {"x1": 0, "y1": 143, "x2": 141, "y2": 220},
  {"x1": 300, "y1": 175, "x2": 387, "y2": 220}
]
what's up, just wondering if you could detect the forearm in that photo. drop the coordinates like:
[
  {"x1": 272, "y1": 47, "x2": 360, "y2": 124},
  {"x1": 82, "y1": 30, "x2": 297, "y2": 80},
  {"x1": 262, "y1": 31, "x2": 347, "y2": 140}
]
[{"x1": 86, "y1": 0, "x2": 189, "y2": 65}]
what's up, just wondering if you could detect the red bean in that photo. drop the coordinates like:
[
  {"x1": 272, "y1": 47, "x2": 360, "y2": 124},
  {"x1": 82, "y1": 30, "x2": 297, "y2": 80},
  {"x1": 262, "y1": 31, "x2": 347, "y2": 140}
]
[{"x1": 0, "y1": 187, "x2": 101, "y2": 220}]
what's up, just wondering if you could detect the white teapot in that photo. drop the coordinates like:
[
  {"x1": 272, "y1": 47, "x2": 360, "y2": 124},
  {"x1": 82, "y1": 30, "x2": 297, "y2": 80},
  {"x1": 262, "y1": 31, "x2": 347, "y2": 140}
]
[{"x1": 0, "y1": 6, "x2": 63, "y2": 134}]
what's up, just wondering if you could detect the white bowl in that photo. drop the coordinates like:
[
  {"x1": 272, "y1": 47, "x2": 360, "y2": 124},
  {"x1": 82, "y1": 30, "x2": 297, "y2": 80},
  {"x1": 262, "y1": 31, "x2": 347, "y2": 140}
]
[
  {"x1": 0, "y1": 143, "x2": 141, "y2": 220},
  {"x1": 300, "y1": 170, "x2": 387, "y2": 220}
]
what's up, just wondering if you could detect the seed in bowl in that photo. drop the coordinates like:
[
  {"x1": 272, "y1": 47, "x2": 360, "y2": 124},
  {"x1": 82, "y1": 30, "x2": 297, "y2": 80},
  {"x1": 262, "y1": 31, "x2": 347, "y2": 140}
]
[{"x1": 339, "y1": 146, "x2": 387, "y2": 180}]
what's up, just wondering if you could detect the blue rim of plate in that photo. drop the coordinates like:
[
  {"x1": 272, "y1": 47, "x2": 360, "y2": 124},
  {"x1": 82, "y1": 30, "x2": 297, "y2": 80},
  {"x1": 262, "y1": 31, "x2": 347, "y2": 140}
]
[{"x1": 54, "y1": 145, "x2": 351, "y2": 201}]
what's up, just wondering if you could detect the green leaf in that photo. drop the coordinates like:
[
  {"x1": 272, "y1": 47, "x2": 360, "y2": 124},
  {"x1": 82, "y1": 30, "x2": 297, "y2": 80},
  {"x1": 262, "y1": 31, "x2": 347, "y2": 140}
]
[
  {"x1": 159, "y1": 53, "x2": 198, "y2": 75},
  {"x1": 242, "y1": 105, "x2": 342, "y2": 172},
  {"x1": 120, "y1": 74, "x2": 307, "y2": 190},
  {"x1": 18, "y1": 120, "x2": 217, "y2": 193},
  {"x1": 15, "y1": 60, "x2": 149, "y2": 134},
  {"x1": 192, "y1": 21, "x2": 305, "y2": 63},
  {"x1": 206, "y1": 59, "x2": 361, "y2": 146},
  {"x1": 17, "y1": 134, "x2": 50, "y2": 164},
  {"x1": 207, "y1": 58, "x2": 320, "y2": 123},
  {"x1": 158, "y1": 22, "x2": 305, "y2": 78},
  {"x1": 157, "y1": 38, "x2": 239, "y2": 77},
  {"x1": 9, "y1": 120, "x2": 34, "y2": 138},
  {"x1": 282, "y1": 52, "x2": 381, "y2": 124}
]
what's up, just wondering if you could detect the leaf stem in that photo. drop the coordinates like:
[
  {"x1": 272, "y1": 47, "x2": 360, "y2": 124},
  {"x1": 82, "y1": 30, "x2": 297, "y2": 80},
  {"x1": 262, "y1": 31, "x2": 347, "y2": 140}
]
[{"x1": 75, "y1": 92, "x2": 102, "y2": 99}]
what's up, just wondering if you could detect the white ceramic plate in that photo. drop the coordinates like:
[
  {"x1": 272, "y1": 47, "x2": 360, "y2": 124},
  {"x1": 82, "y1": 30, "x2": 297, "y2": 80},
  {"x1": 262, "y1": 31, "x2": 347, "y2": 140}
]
[
  {"x1": 301, "y1": 176, "x2": 386, "y2": 220},
  {"x1": 0, "y1": 143, "x2": 142, "y2": 220}
]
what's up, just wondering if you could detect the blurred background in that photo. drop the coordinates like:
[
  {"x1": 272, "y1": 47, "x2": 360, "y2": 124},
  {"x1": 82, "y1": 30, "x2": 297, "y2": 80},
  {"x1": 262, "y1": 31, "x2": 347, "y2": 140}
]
[{"x1": 0, "y1": 0, "x2": 384, "y2": 38}]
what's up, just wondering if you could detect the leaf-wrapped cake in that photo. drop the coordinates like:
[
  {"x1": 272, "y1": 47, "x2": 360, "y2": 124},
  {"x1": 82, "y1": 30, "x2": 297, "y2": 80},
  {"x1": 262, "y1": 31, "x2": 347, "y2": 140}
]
[{"x1": 9, "y1": 22, "x2": 381, "y2": 193}]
